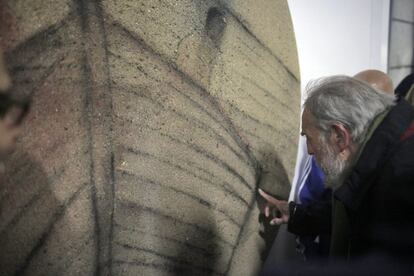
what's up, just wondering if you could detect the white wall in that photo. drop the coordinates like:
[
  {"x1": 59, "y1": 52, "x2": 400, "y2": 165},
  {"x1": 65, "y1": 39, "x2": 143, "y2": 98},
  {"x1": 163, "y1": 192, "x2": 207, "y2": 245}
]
[{"x1": 288, "y1": 0, "x2": 390, "y2": 93}]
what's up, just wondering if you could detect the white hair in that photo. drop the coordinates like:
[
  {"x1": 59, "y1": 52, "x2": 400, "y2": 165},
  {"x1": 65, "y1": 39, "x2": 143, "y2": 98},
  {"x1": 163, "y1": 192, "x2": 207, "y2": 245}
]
[{"x1": 304, "y1": 75, "x2": 396, "y2": 144}]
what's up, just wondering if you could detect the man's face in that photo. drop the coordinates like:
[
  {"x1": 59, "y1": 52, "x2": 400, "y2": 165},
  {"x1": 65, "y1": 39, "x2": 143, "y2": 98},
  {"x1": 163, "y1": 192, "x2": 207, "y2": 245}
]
[
  {"x1": 301, "y1": 108, "x2": 350, "y2": 189},
  {"x1": 301, "y1": 108, "x2": 325, "y2": 161},
  {"x1": 0, "y1": 106, "x2": 24, "y2": 159}
]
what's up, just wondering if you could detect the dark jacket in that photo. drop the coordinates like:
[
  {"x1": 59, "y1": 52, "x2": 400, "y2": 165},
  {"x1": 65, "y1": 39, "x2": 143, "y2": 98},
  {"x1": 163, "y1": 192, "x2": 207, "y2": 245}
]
[{"x1": 289, "y1": 99, "x2": 414, "y2": 261}]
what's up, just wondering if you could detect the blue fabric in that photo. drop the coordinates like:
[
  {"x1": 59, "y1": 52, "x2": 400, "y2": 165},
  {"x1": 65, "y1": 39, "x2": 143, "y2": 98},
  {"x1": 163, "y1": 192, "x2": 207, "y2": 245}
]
[
  {"x1": 296, "y1": 157, "x2": 331, "y2": 260},
  {"x1": 299, "y1": 157, "x2": 330, "y2": 206}
]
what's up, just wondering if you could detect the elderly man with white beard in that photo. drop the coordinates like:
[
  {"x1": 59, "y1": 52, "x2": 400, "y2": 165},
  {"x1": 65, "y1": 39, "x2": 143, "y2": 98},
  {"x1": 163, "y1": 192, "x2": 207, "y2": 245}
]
[{"x1": 260, "y1": 75, "x2": 414, "y2": 264}]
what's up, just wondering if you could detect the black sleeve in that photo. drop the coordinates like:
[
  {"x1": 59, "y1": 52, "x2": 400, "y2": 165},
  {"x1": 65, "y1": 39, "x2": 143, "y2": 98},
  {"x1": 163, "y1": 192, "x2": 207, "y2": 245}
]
[{"x1": 287, "y1": 201, "x2": 332, "y2": 236}]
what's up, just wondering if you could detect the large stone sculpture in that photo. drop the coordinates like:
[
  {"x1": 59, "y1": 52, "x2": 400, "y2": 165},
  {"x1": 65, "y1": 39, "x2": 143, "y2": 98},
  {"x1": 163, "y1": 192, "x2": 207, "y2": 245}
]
[{"x1": 0, "y1": 0, "x2": 300, "y2": 275}]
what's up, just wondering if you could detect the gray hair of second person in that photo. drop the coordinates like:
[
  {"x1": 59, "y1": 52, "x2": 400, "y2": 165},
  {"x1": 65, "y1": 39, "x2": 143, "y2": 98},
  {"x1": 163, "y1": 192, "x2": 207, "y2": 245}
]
[{"x1": 304, "y1": 75, "x2": 396, "y2": 144}]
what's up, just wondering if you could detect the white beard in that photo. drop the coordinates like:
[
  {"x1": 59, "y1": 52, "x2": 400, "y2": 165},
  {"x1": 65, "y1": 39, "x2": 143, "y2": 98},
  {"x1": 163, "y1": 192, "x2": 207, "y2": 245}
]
[{"x1": 317, "y1": 137, "x2": 351, "y2": 190}]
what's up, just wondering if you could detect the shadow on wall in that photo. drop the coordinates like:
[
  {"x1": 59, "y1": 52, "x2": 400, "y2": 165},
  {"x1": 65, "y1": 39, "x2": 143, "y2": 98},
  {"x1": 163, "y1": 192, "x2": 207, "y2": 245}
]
[
  {"x1": 0, "y1": 150, "x2": 94, "y2": 275},
  {"x1": 111, "y1": 169, "x2": 223, "y2": 275},
  {"x1": 169, "y1": 212, "x2": 221, "y2": 275},
  {"x1": 256, "y1": 145, "x2": 291, "y2": 261},
  {"x1": 0, "y1": 151, "x2": 57, "y2": 274},
  {"x1": 0, "y1": 150, "x2": 93, "y2": 275}
]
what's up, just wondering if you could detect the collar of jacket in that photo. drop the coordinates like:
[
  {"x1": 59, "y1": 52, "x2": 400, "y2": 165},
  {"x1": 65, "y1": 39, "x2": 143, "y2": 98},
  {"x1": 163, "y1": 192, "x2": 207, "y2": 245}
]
[{"x1": 334, "y1": 99, "x2": 414, "y2": 211}]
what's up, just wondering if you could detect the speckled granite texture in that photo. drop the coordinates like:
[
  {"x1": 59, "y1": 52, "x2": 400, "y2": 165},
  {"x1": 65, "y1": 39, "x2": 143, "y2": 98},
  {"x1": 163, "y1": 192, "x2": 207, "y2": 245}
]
[{"x1": 0, "y1": 1, "x2": 300, "y2": 275}]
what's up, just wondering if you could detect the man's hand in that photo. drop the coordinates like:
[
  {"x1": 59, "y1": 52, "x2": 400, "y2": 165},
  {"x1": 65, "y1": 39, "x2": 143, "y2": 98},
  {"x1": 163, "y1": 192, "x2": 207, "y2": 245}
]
[{"x1": 258, "y1": 188, "x2": 290, "y2": 226}]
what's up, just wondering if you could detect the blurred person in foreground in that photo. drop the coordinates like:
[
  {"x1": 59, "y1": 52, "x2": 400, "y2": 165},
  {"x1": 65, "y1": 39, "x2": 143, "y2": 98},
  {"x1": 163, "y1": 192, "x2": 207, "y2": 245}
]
[{"x1": 0, "y1": 49, "x2": 30, "y2": 172}]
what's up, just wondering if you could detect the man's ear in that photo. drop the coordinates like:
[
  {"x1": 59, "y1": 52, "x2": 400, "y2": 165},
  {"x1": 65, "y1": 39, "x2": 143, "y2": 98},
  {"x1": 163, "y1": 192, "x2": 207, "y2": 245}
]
[{"x1": 330, "y1": 123, "x2": 351, "y2": 152}]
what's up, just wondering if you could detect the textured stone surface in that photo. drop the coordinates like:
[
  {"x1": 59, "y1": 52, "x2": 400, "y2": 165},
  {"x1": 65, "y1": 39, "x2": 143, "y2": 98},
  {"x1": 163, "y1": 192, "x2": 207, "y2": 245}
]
[{"x1": 0, "y1": 0, "x2": 300, "y2": 275}]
